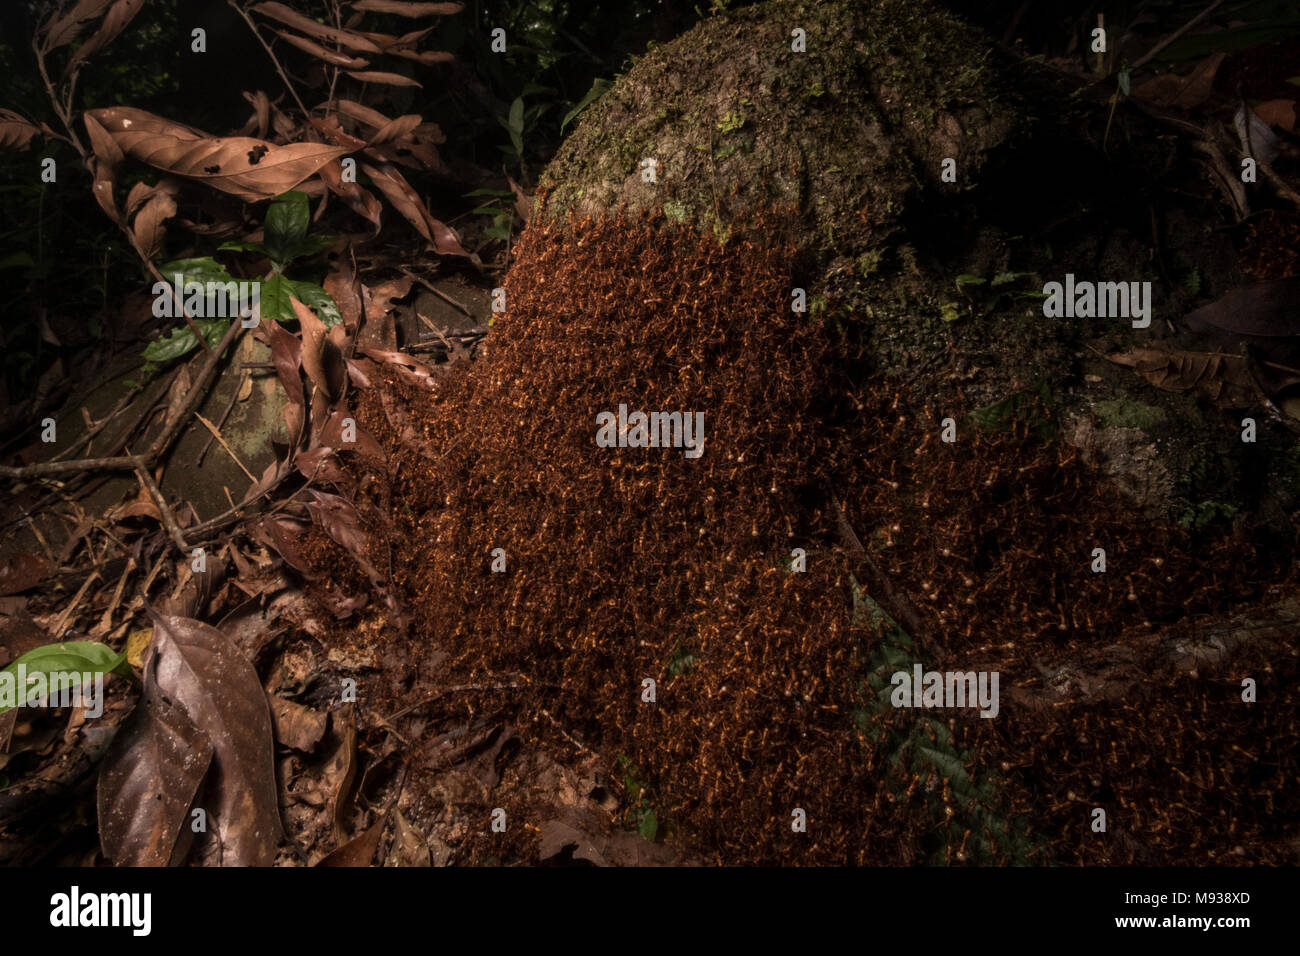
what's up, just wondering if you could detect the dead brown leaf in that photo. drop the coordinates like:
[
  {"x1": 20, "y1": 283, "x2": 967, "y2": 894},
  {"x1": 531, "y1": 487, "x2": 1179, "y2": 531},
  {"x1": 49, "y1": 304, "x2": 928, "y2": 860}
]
[
  {"x1": 64, "y1": 0, "x2": 145, "y2": 77},
  {"x1": 251, "y1": 2, "x2": 383, "y2": 53},
  {"x1": 0, "y1": 110, "x2": 42, "y2": 152},
  {"x1": 86, "y1": 107, "x2": 349, "y2": 202},
  {"x1": 272, "y1": 29, "x2": 371, "y2": 68},
  {"x1": 352, "y1": 1, "x2": 464, "y2": 16},
  {"x1": 359, "y1": 160, "x2": 467, "y2": 255},
  {"x1": 345, "y1": 70, "x2": 422, "y2": 88},
  {"x1": 1103, "y1": 347, "x2": 1258, "y2": 407}
]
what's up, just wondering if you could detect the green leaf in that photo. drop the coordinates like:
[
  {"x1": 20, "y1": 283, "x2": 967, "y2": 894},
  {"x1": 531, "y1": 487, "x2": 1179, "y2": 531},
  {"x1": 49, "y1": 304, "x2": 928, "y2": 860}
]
[
  {"x1": 560, "y1": 77, "x2": 611, "y2": 135},
  {"x1": 484, "y1": 224, "x2": 512, "y2": 242},
  {"x1": 142, "y1": 319, "x2": 229, "y2": 364},
  {"x1": 954, "y1": 274, "x2": 986, "y2": 288},
  {"x1": 258, "y1": 275, "x2": 341, "y2": 327},
  {"x1": 1118, "y1": 67, "x2": 1131, "y2": 97},
  {"x1": 638, "y1": 808, "x2": 658, "y2": 841},
  {"x1": 289, "y1": 279, "x2": 342, "y2": 328},
  {"x1": 258, "y1": 273, "x2": 296, "y2": 325},
  {"x1": 262, "y1": 190, "x2": 311, "y2": 266},
  {"x1": 461, "y1": 188, "x2": 514, "y2": 199},
  {"x1": 0, "y1": 641, "x2": 127, "y2": 714},
  {"x1": 158, "y1": 256, "x2": 235, "y2": 287},
  {"x1": 470, "y1": 204, "x2": 505, "y2": 217}
]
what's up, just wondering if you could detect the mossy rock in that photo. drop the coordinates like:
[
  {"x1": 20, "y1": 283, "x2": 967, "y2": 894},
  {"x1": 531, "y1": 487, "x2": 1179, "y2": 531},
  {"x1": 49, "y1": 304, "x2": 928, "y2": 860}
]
[
  {"x1": 532, "y1": 0, "x2": 1300, "y2": 525},
  {"x1": 537, "y1": 0, "x2": 1017, "y2": 270}
]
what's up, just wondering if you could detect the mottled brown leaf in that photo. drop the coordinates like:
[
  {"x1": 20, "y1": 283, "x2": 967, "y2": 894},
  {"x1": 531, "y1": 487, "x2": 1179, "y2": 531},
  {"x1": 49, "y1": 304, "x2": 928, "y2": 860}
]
[
  {"x1": 97, "y1": 647, "x2": 215, "y2": 867},
  {"x1": 146, "y1": 612, "x2": 283, "y2": 865},
  {"x1": 86, "y1": 107, "x2": 349, "y2": 202},
  {"x1": 268, "y1": 695, "x2": 327, "y2": 752}
]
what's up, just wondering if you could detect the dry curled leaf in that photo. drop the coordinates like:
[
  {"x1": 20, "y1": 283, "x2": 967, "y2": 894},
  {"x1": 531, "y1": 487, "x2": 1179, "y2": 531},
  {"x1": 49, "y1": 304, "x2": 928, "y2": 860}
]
[
  {"x1": 272, "y1": 28, "x2": 372, "y2": 68},
  {"x1": 64, "y1": 0, "x2": 145, "y2": 77},
  {"x1": 345, "y1": 70, "x2": 423, "y2": 88},
  {"x1": 0, "y1": 110, "x2": 42, "y2": 152},
  {"x1": 38, "y1": 0, "x2": 115, "y2": 53},
  {"x1": 252, "y1": 2, "x2": 383, "y2": 52},
  {"x1": 359, "y1": 160, "x2": 467, "y2": 255},
  {"x1": 1103, "y1": 347, "x2": 1258, "y2": 407},
  {"x1": 86, "y1": 107, "x2": 349, "y2": 202}
]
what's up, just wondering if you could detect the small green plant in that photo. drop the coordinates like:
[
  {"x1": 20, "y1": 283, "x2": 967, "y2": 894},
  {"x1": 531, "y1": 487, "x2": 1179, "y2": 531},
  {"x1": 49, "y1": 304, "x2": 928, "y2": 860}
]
[
  {"x1": 950, "y1": 269, "x2": 1047, "y2": 319},
  {"x1": 615, "y1": 754, "x2": 660, "y2": 841},
  {"x1": 497, "y1": 87, "x2": 556, "y2": 175},
  {"x1": 463, "y1": 187, "x2": 518, "y2": 243},
  {"x1": 143, "y1": 190, "x2": 341, "y2": 368},
  {"x1": 560, "y1": 78, "x2": 612, "y2": 136}
]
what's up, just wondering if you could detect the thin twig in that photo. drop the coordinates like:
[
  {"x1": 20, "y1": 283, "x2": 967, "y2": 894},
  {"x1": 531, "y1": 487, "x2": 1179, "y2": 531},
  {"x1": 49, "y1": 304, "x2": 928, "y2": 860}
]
[
  {"x1": 197, "y1": 371, "x2": 248, "y2": 466},
  {"x1": 399, "y1": 267, "x2": 474, "y2": 318},
  {"x1": 133, "y1": 463, "x2": 189, "y2": 553},
  {"x1": 228, "y1": 0, "x2": 310, "y2": 118},
  {"x1": 827, "y1": 493, "x2": 935, "y2": 654},
  {"x1": 194, "y1": 412, "x2": 257, "y2": 483}
]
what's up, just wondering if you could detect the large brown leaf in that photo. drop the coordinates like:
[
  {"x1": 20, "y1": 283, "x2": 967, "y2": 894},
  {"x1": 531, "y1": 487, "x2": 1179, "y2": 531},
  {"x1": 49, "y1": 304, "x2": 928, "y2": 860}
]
[
  {"x1": 97, "y1": 644, "x2": 215, "y2": 867},
  {"x1": 0, "y1": 554, "x2": 53, "y2": 596},
  {"x1": 85, "y1": 107, "x2": 349, "y2": 202},
  {"x1": 1183, "y1": 278, "x2": 1300, "y2": 339},
  {"x1": 145, "y1": 612, "x2": 284, "y2": 865}
]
